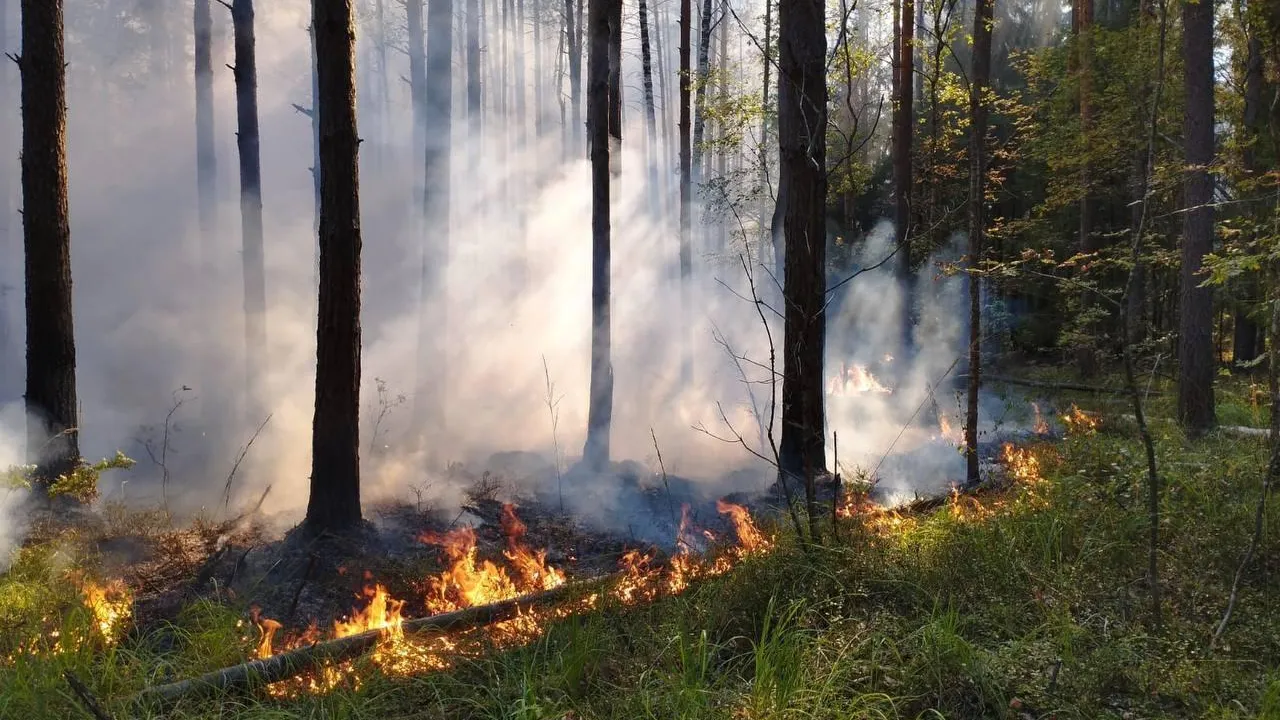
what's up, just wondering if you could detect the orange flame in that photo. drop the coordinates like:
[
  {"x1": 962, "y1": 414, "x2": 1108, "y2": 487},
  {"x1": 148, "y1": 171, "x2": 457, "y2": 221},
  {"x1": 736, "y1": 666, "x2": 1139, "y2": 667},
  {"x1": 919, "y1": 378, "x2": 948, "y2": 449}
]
[
  {"x1": 715, "y1": 499, "x2": 771, "y2": 555},
  {"x1": 1060, "y1": 404, "x2": 1099, "y2": 436},
  {"x1": 1032, "y1": 402, "x2": 1049, "y2": 435},
  {"x1": 80, "y1": 579, "x2": 131, "y2": 645},
  {"x1": 828, "y1": 363, "x2": 892, "y2": 395}
]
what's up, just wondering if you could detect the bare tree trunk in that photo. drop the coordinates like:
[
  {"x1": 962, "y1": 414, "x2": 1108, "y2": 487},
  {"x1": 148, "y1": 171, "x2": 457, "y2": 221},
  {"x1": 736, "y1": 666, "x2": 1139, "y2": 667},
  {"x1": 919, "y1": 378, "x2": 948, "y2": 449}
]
[
  {"x1": 691, "y1": 0, "x2": 713, "y2": 189},
  {"x1": 468, "y1": 0, "x2": 482, "y2": 131},
  {"x1": 20, "y1": 0, "x2": 80, "y2": 487},
  {"x1": 762, "y1": 0, "x2": 776, "y2": 272},
  {"x1": 566, "y1": 0, "x2": 582, "y2": 151},
  {"x1": 516, "y1": 0, "x2": 528, "y2": 148},
  {"x1": 1075, "y1": 0, "x2": 1099, "y2": 377},
  {"x1": 231, "y1": 0, "x2": 267, "y2": 421},
  {"x1": 1178, "y1": 0, "x2": 1216, "y2": 434},
  {"x1": 583, "y1": 0, "x2": 614, "y2": 471},
  {"x1": 965, "y1": 0, "x2": 992, "y2": 488},
  {"x1": 714, "y1": 0, "x2": 727, "y2": 253},
  {"x1": 533, "y1": 0, "x2": 546, "y2": 138},
  {"x1": 895, "y1": 0, "x2": 915, "y2": 359},
  {"x1": 654, "y1": 2, "x2": 672, "y2": 213},
  {"x1": 408, "y1": 0, "x2": 428, "y2": 212},
  {"x1": 375, "y1": 0, "x2": 390, "y2": 146},
  {"x1": 195, "y1": 0, "x2": 217, "y2": 244},
  {"x1": 307, "y1": 0, "x2": 364, "y2": 534},
  {"x1": 414, "y1": 0, "x2": 454, "y2": 435},
  {"x1": 1233, "y1": 29, "x2": 1264, "y2": 368},
  {"x1": 607, "y1": 0, "x2": 621, "y2": 177},
  {"x1": 309, "y1": 25, "x2": 322, "y2": 244},
  {"x1": 679, "y1": 0, "x2": 693, "y2": 380},
  {"x1": 777, "y1": 0, "x2": 827, "y2": 529},
  {"x1": 640, "y1": 0, "x2": 660, "y2": 215}
]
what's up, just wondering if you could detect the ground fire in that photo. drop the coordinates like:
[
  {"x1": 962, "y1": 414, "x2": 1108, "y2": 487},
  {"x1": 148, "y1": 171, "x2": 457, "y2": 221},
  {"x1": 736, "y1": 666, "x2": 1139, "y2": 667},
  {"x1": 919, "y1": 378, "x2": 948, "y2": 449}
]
[{"x1": 240, "y1": 500, "x2": 774, "y2": 696}]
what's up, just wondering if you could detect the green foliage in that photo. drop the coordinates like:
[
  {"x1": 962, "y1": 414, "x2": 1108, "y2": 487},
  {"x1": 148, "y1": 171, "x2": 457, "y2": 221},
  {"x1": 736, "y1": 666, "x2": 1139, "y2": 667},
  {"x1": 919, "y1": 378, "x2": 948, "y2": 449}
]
[{"x1": 2, "y1": 451, "x2": 135, "y2": 504}]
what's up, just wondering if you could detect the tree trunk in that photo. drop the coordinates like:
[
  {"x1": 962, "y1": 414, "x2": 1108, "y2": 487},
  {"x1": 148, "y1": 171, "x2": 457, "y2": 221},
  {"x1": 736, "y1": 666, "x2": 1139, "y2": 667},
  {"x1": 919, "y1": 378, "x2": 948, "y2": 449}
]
[
  {"x1": 307, "y1": 0, "x2": 364, "y2": 533},
  {"x1": 1075, "y1": 0, "x2": 1099, "y2": 377},
  {"x1": 679, "y1": 0, "x2": 693, "y2": 380},
  {"x1": 515, "y1": 0, "x2": 528, "y2": 149},
  {"x1": 195, "y1": 0, "x2": 217, "y2": 243},
  {"x1": 566, "y1": 0, "x2": 582, "y2": 152},
  {"x1": 407, "y1": 0, "x2": 427, "y2": 212},
  {"x1": 310, "y1": 24, "x2": 322, "y2": 250},
  {"x1": 640, "y1": 0, "x2": 660, "y2": 216},
  {"x1": 1177, "y1": 0, "x2": 1216, "y2": 434},
  {"x1": 415, "y1": 0, "x2": 454, "y2": 434},
  {"x1": 533, "y1": 0, "x2": 545, "y2": 138},
  {"x1": 583, "y1": 0, "x2": 614, "y2": 471},
  {"x1": 762, "y1": 0, "x2": 776, "y2": 273},
  {"x1": 714, "y1": 0, "x2": 727, "y2": 252},
  {"x1": 231, "y1": 0, "x2": 266, "y2": 420},
  {"x1": 777, "y1": 0, "x2": 827, "y2": 518},
  {"x1": 691, "y1": 0, "x2": 713, "y2": 188},
  {"x1": 607, "y1": 0, "x2": 621, "y2": 176},
  {"x1": 20, "y1": 0, "x2": 79, "y2": 486},
  {"x1": 965, "y1": 0, "x2": 992, "y2": 488},
  {"x1": 468, "y1": 0, "x2": 482, "y2": 130},
  {"x1": 1234, "y1": 29, "x2": 1264, "y2": 368},
  {"x1": 895, "y1": 0, "x2": 915, "y2": 359}
]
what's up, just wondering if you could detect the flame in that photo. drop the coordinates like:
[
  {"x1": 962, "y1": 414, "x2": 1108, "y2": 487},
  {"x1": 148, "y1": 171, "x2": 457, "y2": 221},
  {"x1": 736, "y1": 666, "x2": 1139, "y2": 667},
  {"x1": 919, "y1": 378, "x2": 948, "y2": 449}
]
[
  {"x1": 1001, "y1": 443, "x2": 1042, "y2": 485},
  {"x1": 1060, "y1": 404, "x2": 1099, "y2": 435},
  {"x1": 246, "y1": 501, "x2": 776, "y2": 697},
  {"x1": 827, "y1": 363, "x2": 892, "y2": 395},
  {"x1": 715, "y1": 500, "x2": 771, "y2": 555},
  {"x1": 80, "y1": 579, "x2": 131, "y2": 645},
  {"x1": 936, "y1": 414, "x2": 964, "y2": 445},
  {"x1": 1032, "y1": 402, "x2": 1049, "y2": 435}
]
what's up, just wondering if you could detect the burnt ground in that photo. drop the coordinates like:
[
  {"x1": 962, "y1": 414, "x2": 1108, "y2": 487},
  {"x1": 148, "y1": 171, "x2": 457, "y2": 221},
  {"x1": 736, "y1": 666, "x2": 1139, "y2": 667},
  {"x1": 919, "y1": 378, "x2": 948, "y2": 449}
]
[{"x1": 46, "y1": 404, "x2": 1066, "y2": 649}]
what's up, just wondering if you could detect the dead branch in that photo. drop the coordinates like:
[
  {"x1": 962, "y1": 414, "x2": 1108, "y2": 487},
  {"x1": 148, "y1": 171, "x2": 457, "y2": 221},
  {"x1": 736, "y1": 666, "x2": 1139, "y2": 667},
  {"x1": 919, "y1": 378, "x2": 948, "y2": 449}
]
[
  {"x1": 1210, "y1": 470, "x2": 1270, "y2": 650},
  {"x1": 64, "y1": 671, "x2": 115, "y2": 720},
  {"x1": 221, "y1": 415, "x2": 273, "y2": 514},
  {"x1": 133, "y1": 575, "x2": 611, "y2": 708}
]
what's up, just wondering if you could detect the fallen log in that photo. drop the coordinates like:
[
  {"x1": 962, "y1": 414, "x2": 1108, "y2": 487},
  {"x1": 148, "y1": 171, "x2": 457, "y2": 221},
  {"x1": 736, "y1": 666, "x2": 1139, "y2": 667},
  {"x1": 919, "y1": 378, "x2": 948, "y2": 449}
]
[
  {"x1": 133, "y1": 573, "x2": 613, "y2": 708},
  {"x1": 958, "y1": 374, "x2": 1167, "y2": 396}
]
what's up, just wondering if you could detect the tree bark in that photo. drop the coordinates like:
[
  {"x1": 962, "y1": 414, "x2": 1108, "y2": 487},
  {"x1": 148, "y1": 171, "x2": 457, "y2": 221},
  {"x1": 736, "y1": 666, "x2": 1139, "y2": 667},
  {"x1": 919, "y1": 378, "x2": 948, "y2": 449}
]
[
  {"x1": 407, "y1": 0, "x2": 428, "y2": 212},
  {"x1": 20, "y1": 0, "x2": 80, "y2": 486},
  {"x1": 1234, "y1": 29, "x2": 1265, "y2": 368},
  {"x1": 414, "y1": 0, "x2": 454, "y2": 434},
  {"x1": 607, "y1": 0, "x2": 622, "y2": 176},
  {"x1": 1177, "y1": 0, "x2": 1216, "y2": 434},
  {"x1": 691, "y1": 0, "x2": 714, "y2": 188},
  {"x1": 1075, "y1": 0, "x2": 1099, "y2": 377},
  {"x1": 640, "y1": 0, "x2": 660, "y2": 216},
  {"x1": 679, "y1": 0, "x2": 693, "y2": 379},
  {"x1": 777, "y1": 0, "x2": 827, "y2": 515},
  {"x1": 965, "y1": 0, "x2": 993, "y2": 488},
  {"x1": 894, "y1": 0, "x2": 915, "y2": 360},
  {"x1": 307, "y1": 0, "x2": 364, "y2": 533},
  {"x1": 468, "y1": 0, "x2": 482, "y2": 131},
  {"x1": 583, "y1": 0, "x2": 615, "y2": 471},
  {"x1": 195, "y1": 0, "x2": 217, "y2": 243},
  {"x1": 231, "y1": 0, "x2": 267, "y2": 421},
  {"x1": 566, "y1": 0, "x2": 583, "y2": 152}
]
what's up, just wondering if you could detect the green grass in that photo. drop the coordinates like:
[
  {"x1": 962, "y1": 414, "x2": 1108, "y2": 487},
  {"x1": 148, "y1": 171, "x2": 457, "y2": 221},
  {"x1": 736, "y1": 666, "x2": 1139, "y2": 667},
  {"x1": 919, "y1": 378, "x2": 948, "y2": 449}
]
[{"x1": 3, "y1": 386, "x2": 1279, "y2": 719}]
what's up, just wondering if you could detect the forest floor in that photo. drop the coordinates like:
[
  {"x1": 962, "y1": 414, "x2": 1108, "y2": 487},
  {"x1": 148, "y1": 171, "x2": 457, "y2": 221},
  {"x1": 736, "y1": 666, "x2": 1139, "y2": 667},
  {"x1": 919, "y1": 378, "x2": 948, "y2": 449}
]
[{"x1": 2, "y1": 370, "x2": 1279, "y2": 719}]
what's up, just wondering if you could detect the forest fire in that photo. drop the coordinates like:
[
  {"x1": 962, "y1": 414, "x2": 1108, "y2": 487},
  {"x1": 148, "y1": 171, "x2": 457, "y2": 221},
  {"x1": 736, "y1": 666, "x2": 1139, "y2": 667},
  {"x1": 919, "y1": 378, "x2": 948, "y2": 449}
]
[
  {"x1": 247, "y1": 501, "x2": 773, "y2": 697},
  {"x1": 1032, "y1": 402, "x2": 1050, "y2": 435},
  {"x1": 827, "y1": 363, "x2": 892, "y2": 395},
  {"x1": 936, "y1": 413, "x2": 963, "y2": 445},
  {"x1": 80, "y1": 578, "x2": 131, "y2": 646},
  {"x1": 1061, "y1": 404, "x2": 1100, "y2": 435}
]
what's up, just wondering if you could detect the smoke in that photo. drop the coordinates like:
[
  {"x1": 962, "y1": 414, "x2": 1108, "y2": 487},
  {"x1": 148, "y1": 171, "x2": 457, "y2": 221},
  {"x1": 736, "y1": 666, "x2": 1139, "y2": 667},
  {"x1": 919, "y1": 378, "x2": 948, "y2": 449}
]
[
  {"x1": 0, "y1": 404, "x2": 30, "y2": 570},
  {"x1": 0, "y1": 1, "x2": 1024, "y2": 544}
]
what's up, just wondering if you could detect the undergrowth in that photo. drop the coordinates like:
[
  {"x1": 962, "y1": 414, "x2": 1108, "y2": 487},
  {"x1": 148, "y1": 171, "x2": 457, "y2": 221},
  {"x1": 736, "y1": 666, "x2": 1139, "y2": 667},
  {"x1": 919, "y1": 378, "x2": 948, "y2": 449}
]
[{"x1": 2, "y1": 382, "x2": 1278, "y2": 719}]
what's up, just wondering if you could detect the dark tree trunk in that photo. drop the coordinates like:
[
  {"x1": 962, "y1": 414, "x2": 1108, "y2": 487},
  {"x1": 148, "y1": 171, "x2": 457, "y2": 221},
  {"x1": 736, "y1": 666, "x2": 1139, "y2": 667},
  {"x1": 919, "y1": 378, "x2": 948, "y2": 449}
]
[
  {"x1": 231, "y1": 0, "x2": 266, "y2": 418},
  {"x1": 607, "y1": 0, "x2": 621, "y2": 175},
  {"x1": 1126, "y1": 0, "x2": 1156, "y2": 348},
  {"x1": 679, "y1": 0, "x2": 693, "y2": 380},
  {"x1": 533, "y1": 0, "x2": 545, "y2": 138},
  {"x1": 307, "y1": 0, "x2": 364, "y2": 533},
  {"x1": 777, "y1": 0, "x2": 827, "y2": 517},
  {"x1": 1075, "y1": 0, "x2": 1099, "y2": 377},
  {"x1": 468, "y1": 0, "x2": 482, "y2": 130},
  {"x1": 515, "y1": 0, "x2": 528, "y2": 149},
  {"x1": 639, "y1": 0, "x2": 660, "y2": 215},
  {"x1": 407, "y1": 0, "x2": 427, "y2": 212},
  {"x1": 195, "y1": 0, "x2": 216, "y2": 241},
  {"x1": 965, "y1": 0, "x2": 993, "y2": 488},
  {"x1": 566, "y1": 0, "x2": 582, "y2": 151},
  {"x1": 762, "y1": 0, "x2": 778, "y2": 275},
  {"x1": 894, "y1": 0, "x2": 915, "y2": 358},
  {"x1": 583, "y1": 0, "x2": 614, "y2": 470},
  {"x1": 1177, "y1": 0, "x2": 1215, "y2": 434},
  {"x1": 691, "y1": 0, "x2": 713, "y2": 186},
  {"x1": 20, "y1": 0, "x2": 79, "y2": 486},
  {"x1": 1234, "y1": 29, "x2": 1264, "y2": 368},
  {"x1": 415, "y1": 0, "x2": 454, "y2": 433},
  {"x1": 309, "y1": 24, "x2": 322, "y2": 245}
]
